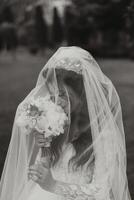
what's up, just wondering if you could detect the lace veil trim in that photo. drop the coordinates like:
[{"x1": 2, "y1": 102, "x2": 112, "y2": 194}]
[{"x1": 55, "y1": 58, "x2": 83, "y2": 74}]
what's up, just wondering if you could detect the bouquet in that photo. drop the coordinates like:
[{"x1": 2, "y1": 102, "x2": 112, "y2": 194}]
[{"x1": 16, "y1": 95, "x2": 68, "y2": 156}]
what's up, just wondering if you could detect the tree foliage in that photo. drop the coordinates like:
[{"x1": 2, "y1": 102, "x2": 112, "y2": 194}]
[
  {"x1": 52, "y1": 7, "x2": 64, "y2": 45},
  {"x1": 0, "y1": 6, "x2": 14, "y2": 23},
  {"x1": 34, "y1": 5, "x2": 48, "y2": 49},
  {"x1": 65, "y1": 0, "x2": 130, "y2": 56}
]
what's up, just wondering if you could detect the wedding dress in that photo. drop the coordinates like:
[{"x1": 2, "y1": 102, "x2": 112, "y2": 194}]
[
  {"x1": 0, "y1": 46, "x2": 132, "y2": 200},
  {"x1": 27, "y1": 142, "x2": 95, "y2": 200}
]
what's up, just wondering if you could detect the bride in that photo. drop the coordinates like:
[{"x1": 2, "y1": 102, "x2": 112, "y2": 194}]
[{"x1": 0, "y1": 46, "x2": 132, "y2": 200}]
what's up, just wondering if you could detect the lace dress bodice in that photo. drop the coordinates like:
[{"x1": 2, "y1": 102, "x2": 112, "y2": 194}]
[
  {"x1": 49, "y1": 143, "x2": 110, "y2": 200},
  {"x1": 51, "y1": 143, "x2": 94, "y2": 186}
]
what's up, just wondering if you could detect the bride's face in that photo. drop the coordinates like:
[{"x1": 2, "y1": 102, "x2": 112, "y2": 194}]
[{"x1": 56, "y1": 69, "x2": 90, "y2": 141}]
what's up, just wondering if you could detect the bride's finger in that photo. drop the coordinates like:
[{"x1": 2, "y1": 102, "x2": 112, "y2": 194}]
[
  {"x1": 34, "y1": 132, "x2": 44, "y2": 137},
  {"x1": 29, "y1": 163, "x2": 48, "y2": 172},
  {"x1": 28, "y1": 168, "x2": 42, "y2": 176},
  {"x1": 35, "y1": 142, "x2": 46, "y2": 147},
  {"x1": 28, "y1": 170, "x2": 42, "y2": 176},
  {"x1": 30, "y1": 174, "x2": 39, "y2": 182},
  {"x1": 35, "y1": 140, "x2": 45, "y2": 145},
  {"x1": 35, "y1": 134, "x2": 45, "y2": 140},
  {"x1": 29, "y1": 165, "x2": 46, "y2": 176},
  {"x1": 29, "y1": 165, "x2": 40, "y2": 173},
  {"x1": 29, "y1": 166, "x2": 42, "y2": 175},
  {"x1": 29, "y1": 164, "x2": 39, "y2": 169},
  {"x1": 28, "y1": 170, "x2": 42, "y2": 179},
  {"x1": 28, "y1": 173, "x2": 39, "y2": 182},
  {"x1": 37, "y1": 164, "x2": 48, "y2": 172},
  {"x1": 28, "y1": 174, "x2": 32, "y2": 180},
  {"x1": 30, "y1": 175, "x2": 43, "y2": 185},
  {"x1": 35, "y1": 141, "x2": 45, "y2": 146},
  {"x1": 37, "y1": 139, "x2": 46, "y2": 143}
]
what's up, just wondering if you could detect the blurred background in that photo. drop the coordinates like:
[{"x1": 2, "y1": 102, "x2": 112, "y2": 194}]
[{"x1": 0, "y1": 0, "x2": 134, "y2": 197}]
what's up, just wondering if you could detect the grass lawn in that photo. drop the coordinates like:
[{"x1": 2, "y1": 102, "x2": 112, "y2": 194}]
[{"x1": 0, "y1": 50, "x2": 134, "y2": 197}]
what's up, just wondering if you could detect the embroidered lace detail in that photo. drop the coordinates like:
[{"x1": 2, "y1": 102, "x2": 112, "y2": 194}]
[
  {"x1": 51, "y1": 143, "x2": 111, "y2": 200},
  {"x1": 55, "y1": 58, "x2": 83, "y2": 74},
  {"x1": 53, "y1": 181, "x2": 106, "y2": 200}
]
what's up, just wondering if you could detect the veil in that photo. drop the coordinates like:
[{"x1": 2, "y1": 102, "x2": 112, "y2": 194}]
[{"x1": 0, "y1": 46, "x2": 131, "y2": 200}]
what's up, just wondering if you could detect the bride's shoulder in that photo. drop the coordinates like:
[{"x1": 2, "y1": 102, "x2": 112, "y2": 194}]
[
  {"x1": 57, "y1": 142, "x2": 76, "y2": 163},
  {"x1": 62, "y1": 142, "x2": 75, "y2": 153}
]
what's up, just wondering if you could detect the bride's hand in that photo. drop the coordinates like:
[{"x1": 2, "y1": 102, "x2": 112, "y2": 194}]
[
  {"x1": 33, "y1": 130, "x2": 52, "y2": 147},
  {"x1": 28, "y1": 164, "x2": 56, "y2": 190},
  {"x1": 28, "y1": 163, "x2": 48, "y2": 183}
]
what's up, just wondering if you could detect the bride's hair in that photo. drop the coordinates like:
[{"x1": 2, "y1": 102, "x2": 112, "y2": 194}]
[{"x1": 49, "y1": 69, "x2": 94, "y2": 170}]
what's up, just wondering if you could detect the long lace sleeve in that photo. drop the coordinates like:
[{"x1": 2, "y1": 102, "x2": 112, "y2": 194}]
[
  {"x1": 52, "y1": 176, "x2": 111, "y2": 200},
  {"x1": 50, "y1": 133, "x2": 114, "y2": 200},
  {"x1": 49, "y1": 135, "x2": 113, "y2": 200}
]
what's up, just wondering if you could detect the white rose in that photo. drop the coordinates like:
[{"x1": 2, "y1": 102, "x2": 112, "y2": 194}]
[
  {"x1": 36, "y1": 116, "x2": 48, "y2": 131},
  {"x1": 47, "y1": 111, "x2": 57, "y2": 124},
  {"x1": 29, "y1": 118, "x2": 37, "y2": 129},
  {"x1": 45, "y1": 128, "x2": 53, "y2": 137}
]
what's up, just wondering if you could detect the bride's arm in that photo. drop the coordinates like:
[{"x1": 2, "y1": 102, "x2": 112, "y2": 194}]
[
  {"x1": 50, "y1": 179, "x2": 96, "y2": 200},
  {"x1": 38, "y1": 171, "x2": 105, "y2": 200},
  {"x1": 29, "y1": 163, "x2": 95, "y2": 199},
  {"x1": 29, "y1": 162, "x2": 111, "y2": 200},
  {"x1": 49, "y1": 177, "x2": 113, "y2": 200}
]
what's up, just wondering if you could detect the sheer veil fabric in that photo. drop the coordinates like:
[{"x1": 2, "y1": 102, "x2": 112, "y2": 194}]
[{"x1": 0, "y1": 46, "x2": 131, "y2": 200}]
